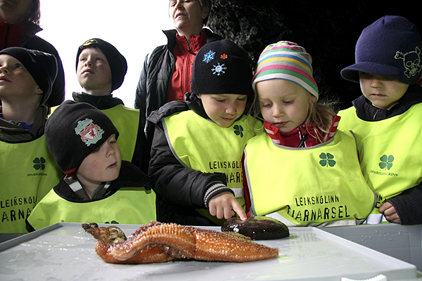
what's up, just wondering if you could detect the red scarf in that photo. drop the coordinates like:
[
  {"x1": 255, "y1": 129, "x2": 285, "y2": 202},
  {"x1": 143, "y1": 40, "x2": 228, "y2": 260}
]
[{"x1": 263, "y1": 115, "x2": 340, "y2": 148}]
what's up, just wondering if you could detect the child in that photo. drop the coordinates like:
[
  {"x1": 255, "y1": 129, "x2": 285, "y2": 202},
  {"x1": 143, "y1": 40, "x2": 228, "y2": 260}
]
[
  {"x1": 244, "y1": 41, "x2": 376, "y2": 227},
  {"x1": 338, "y1": 15, "x2": 422, "y2": 225},
  {"x1": 73, "y1": 38, "x2": 148, "y2": 173},
  {"x1": 27, "y1": 100, "x2": 156, "y2": 230},
  {"x1": 148, "y1": 39, "x2": 261, "y2": 226},
  {"x1": 0, "y1": 47, "x2": 61, "y2": 234}
]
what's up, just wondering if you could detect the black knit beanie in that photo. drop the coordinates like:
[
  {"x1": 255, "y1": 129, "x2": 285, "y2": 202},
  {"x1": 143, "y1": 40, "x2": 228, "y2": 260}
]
[
  {"x1": 76, "y1": 38, "x2": 127, "y2": 91},
  {"x1": 0, "y1": 47, "x2": 58, "y2": 105},
  {"x1": 191, "y1": 39, "x2": 253, "y2": 99},
  {"x1": 45, "y1": 100, "x2": 119, "y2": 175}
]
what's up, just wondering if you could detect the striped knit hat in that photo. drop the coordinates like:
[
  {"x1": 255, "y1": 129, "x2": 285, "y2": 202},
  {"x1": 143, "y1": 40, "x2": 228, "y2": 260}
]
[{"x1": 252, "y1": 41, "x2": 319, "y2": 99}]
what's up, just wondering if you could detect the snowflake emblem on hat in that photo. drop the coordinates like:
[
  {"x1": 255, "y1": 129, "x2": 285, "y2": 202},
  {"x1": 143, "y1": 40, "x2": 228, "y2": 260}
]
[
  {"x1": 74, "y1": 118, "x2": 104, "y2": 146},
  {"x1": 212, "y1": 62, "x2": 227, "y2": 76},
  {"x1": 203, "y1": 50, "x2": 216, "y2": 63}
]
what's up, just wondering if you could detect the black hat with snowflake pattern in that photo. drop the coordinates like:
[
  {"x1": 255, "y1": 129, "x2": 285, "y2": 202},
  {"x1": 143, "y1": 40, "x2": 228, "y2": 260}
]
[{"x1": 191, "y1": 39, "x2": 253, "y2": 99}]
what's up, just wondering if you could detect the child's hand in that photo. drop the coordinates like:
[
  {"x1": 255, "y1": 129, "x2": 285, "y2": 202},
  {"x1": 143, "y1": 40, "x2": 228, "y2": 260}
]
[
  {"x1": 208, "y1": 192, "x2": 247, "y2": 221},
  {"x1": 379, "y1": 202, "x2": 401, "y2": 224}
]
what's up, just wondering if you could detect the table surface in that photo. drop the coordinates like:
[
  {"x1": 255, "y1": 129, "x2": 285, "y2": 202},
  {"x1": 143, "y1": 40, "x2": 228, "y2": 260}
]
[{"x1": 0, "y1": 223, "x2": 419, "y2": 281}]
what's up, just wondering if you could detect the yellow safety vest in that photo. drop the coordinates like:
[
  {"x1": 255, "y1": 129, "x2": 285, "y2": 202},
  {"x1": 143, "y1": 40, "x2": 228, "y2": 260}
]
[
  {"x1": 0, "y1": 136, "x2": 62, "y2": 233},
  {"x1": 339, "y1": 104, "x2": 422, "y2": 223},
  {"x1": 27, "y1": 186, "x2": 156, "y2": 230},
  {"x1": 163, "y1": 111, "x2": 262, "y2": 224},
  {"x1": 101, "y1": 104, "x2": 139, "y2": 162},
  {"x1": 244, "y1": 130, "x2": 376, "y2": 227}
]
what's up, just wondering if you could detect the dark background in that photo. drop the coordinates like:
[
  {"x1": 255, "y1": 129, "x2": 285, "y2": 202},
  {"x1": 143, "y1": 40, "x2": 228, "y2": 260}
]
[{"x1": 207, "y1": 1, "x2": 421, "y2": 111}]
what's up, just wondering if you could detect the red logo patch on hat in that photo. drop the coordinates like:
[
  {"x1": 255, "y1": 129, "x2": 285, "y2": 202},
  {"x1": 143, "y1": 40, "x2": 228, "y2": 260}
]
[{"x1": 74, "y1": 118, "x2": 104, "y2": 146}]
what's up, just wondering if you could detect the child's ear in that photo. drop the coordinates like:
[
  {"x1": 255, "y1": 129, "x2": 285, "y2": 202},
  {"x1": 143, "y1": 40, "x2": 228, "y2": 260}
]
[
  {"x1": 35, "y1": 86, "x2": 43, "y2": 95},
  {"x1": 311, "y1": 95, "x2": 317, "y2": 104}
]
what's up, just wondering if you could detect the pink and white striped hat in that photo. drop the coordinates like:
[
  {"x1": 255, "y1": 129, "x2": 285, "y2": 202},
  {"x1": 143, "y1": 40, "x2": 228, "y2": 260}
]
[{"x1": 252, "y1": 41, "x2": 319, "y2": 99}]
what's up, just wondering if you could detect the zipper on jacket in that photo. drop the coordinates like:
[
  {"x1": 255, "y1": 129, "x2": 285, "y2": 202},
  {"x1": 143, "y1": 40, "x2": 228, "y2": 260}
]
[
  {"x1": 373, "y1": 109, "x2": 379, "y2": 120},
  {"x1": 4, "y1": 23, "x2": 12, "y2": 48},
  {"x1": 297, "y1": 133, "x2": 308, "y2": 148}
]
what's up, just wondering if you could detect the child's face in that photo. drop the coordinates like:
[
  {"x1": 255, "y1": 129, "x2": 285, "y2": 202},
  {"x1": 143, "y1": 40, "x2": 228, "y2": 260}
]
[
  {"x1": 0, "y1": 54, "x2": 42, "y2": 101},
  {"x1": 76, "y1": 134, "x2": 122, "y2": 189},
  {"x1": 257, "y1": 79, "x2": 315, "y2": 133},
  {"x1": 359, "y1": 72, "x2": 409, "y2": 110},
  {"x1": 197, "y1": 93, "x2": 247, "y2": 127},
  {"x1": 77, "y1": 47, "x2": 112, "y2": 93}
]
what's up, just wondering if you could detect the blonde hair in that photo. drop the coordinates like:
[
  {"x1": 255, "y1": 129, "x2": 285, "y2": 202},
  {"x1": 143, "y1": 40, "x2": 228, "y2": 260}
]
[{"x1": 305, "y1": 98, "x2": 336, "y2": 143}]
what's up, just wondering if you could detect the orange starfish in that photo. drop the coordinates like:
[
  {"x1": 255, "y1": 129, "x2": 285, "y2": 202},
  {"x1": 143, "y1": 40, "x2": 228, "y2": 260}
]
[{"x1": 83, "y1": 221, "x2": 279, "y2": 263}]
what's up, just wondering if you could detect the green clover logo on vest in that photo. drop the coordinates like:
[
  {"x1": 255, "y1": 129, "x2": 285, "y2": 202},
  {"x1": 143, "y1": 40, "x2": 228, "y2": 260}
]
[
  {"x1": 33, "y1": 157, "x2": 46, "y2": 170},
  {"x1": 319, "y1": 153, "x2": 336, "y2": 167},
  {"x1": 233, "y1": 125, "x2": 244, "y2": 138},
  {"x1": 379, "y1": 155, "x2": 394, "y2": 170}
]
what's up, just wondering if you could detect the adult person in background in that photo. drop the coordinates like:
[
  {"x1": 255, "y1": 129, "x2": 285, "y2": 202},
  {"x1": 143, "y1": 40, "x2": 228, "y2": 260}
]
[
  {"x1": 0, "y1": 0, "x2": 65, "y2": 107},
  {"x1": 135, "y1": 0, "x2": 222, "y2": 147}
]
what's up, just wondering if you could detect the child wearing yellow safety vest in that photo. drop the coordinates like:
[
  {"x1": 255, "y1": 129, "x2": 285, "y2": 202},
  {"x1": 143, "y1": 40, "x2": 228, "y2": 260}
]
[
  {"x1": 244, "y1": 41, "x2": 376, "y2": 227},
  {"x1": 73, "y1": 38, "x2": 149, "y2": 173},
  {"x1": 26, "y1": 101, "x2": 156, "y2": 231},
  {"x1": 338, "y1": 16, "x2": 422, "y2": 225},
  {"x1": 0, "y1": 47, "x2": 62, "y2": 234},
  {"x1": 148, "y1": 39, "x2": 262, "y2": 226}
]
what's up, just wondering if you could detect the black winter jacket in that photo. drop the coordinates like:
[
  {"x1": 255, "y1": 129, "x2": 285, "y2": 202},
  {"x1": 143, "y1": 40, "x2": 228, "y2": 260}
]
[
  {"x1": 147, "y1": 93, "x2": 233, "y2": 226},
  {"x1": 352, "y1": 85, "x2": 422, "y2": 225}
]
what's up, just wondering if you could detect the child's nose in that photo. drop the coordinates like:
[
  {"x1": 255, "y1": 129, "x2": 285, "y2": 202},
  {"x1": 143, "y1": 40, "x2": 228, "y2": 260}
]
[
  {"x1": 273, "y1": 105, "x2": 284, "y2": 117},
  {"x1": 0, "y1": 66, "x2": 9, "y2": 74},
  {"x1": 370, "y1": 78, "x2": 383, "y2": 88},
  {"x1": 226, "y1": 103, "x2": 237, "y2": 114},
  {"x1": 105, "y1": 144, "x2": 116, "y2": 157},
  {"x1": 85, "y1": 58, "x2": 93, "y2": 66}
]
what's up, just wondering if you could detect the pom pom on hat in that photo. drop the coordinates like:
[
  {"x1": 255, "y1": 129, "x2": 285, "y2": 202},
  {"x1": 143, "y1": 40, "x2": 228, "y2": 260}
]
[
  {"x1": 45, "y1": 100, "x2": 119, "y2": 175},
  {"x1": 252, "y1": 41, "x2": 319, "y2": 99},
  {"x1": 191, "y1": 39, "x2": 254, "y2": 99},
  {"x1": 0, "y1": 47, "x2": 58, "y2": 105},
  {"x1": 76, "y1": 38, "x2": 127, "y2": 91},
  {"x1": 341, "y1": 15, "x2": 422, "y2": 85}
]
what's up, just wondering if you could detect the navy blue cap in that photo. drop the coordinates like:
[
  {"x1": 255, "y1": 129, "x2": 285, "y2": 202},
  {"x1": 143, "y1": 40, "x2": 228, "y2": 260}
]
[{"x1": 341, "y1": 15, "x2": 422, "y2": 85}]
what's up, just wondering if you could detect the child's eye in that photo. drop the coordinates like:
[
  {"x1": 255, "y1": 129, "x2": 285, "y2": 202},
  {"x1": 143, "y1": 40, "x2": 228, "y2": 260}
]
[
  {"x1": 260, "y1": 102, "x2": 271, "y2": 108},
  {"x1": 283, "y1": 100, "x2": 293, "y2": 104},
  {"x1": 14, "y1": 63, "x2": 23, "y2": 69}
]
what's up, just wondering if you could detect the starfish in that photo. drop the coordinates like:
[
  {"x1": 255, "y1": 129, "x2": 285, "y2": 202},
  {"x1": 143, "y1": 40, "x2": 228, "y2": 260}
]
[{"x1": 83, "y1": 221, "x2": 279, "y2": 263}]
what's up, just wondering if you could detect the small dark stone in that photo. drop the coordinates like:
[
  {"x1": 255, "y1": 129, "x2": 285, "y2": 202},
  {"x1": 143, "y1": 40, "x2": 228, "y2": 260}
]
[{"x1": 221, "y1": 216, "x2": 289, "y2": 240}]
